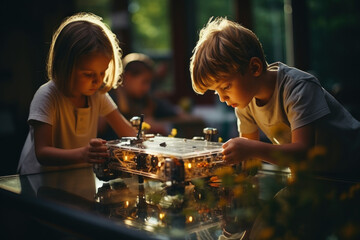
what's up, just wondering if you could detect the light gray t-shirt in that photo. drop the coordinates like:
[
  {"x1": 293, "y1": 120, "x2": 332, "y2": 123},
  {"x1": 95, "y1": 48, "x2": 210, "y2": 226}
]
[
  {"x1": 236, "y1": 62, "x2": 360, "y2": 173},
  {"x1": 18, "y1": 80, "x2": 117, "y2": 175}
]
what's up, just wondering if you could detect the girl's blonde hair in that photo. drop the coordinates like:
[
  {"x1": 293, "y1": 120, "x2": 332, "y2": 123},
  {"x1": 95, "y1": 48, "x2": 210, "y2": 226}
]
[
  {"x1": 190, "y1": 17, "x2": 267, "y2": 94},
  {"x1": 47, "y1": 12, "x2": 122, "y2": 96}
]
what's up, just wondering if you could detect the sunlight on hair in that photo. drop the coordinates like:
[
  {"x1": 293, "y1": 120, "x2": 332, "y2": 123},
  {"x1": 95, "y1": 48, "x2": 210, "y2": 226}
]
[{"x1": 47, "y1": 12, "x2": 123, "y2": 94}]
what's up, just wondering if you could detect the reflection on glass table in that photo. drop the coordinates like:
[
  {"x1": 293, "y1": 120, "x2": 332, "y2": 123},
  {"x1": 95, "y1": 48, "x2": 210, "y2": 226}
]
[{"x1": 1, "y1": 162, "x2": 360, "y2": 239}]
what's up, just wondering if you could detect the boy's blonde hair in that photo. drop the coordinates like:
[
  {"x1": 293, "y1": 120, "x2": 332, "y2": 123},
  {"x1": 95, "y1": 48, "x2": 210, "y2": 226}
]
[
  {"x1": 190, "y1": 17, "x2": 267, "y2": 94},
  {"x1": 47, "y1": 12, "x2": 122, "y2": 96}
]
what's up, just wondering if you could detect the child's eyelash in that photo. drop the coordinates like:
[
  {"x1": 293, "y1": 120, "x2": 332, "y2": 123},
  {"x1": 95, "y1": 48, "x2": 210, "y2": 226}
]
[{"x1": 223, "y1": 84, "x2": 231, "y2": 90}]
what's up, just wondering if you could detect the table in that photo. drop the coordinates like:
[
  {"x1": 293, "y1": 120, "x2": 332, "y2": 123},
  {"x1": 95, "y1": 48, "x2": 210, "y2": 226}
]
[{"x1": 0, "y1": 164, "x2": 359, "y2": 239}]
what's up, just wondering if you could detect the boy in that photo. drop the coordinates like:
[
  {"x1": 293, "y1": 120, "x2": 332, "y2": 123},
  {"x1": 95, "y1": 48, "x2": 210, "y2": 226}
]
[{"x1": 190, "y1": 17, "x2": 360, "y2": 178}]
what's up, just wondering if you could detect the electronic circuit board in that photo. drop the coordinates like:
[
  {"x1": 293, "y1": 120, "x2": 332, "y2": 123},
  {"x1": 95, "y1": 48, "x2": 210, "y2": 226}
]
[{"x1": 94, "y1": 136, "x2": 225, "y2": 182}]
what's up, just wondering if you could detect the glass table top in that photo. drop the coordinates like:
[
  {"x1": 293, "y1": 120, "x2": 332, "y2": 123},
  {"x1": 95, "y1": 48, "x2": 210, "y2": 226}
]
[{"x1": 0, "y1": 163, "x2": 359, "y2": 239}]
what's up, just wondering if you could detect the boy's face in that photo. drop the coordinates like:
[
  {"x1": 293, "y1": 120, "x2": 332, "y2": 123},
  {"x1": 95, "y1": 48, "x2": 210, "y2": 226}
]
[{"x1": 209, "y1": 70, "x2": 259, "y2": 109}]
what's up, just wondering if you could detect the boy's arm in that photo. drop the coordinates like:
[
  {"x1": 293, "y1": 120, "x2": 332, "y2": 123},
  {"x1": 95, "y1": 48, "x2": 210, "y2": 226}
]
[
  {"x1": 241, "y1": 130, "x2": 260, "y2": 140},
  {"x1": 34, "y1": 121, "x2": 109, "y2": 166},
  {"x1": 104, "y1": 109, "x2": 137, "y2": 138},
  {"x1": 222, "y1": 124, "x2": 315, "y2": 165}
]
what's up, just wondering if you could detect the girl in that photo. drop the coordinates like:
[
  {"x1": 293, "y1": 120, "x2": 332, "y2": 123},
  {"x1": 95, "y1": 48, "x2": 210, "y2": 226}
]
[{"x1": 17, "y1": 12, "x2": 136, "y2": 175}]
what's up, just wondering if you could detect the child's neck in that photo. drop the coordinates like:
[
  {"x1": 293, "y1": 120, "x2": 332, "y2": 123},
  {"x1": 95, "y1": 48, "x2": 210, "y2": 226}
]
[
  {"x1": 255, "y1": 68, "x2": 277, "y2": 107},
  {"x1": 69, "y1": 95, "x2": 88, "y2": 108}
]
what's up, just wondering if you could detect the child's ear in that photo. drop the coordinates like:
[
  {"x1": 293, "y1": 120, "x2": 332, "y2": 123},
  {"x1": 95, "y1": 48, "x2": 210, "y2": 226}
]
[{"x1": 249, "y1": 57, "x2": 263, "y2": 77}]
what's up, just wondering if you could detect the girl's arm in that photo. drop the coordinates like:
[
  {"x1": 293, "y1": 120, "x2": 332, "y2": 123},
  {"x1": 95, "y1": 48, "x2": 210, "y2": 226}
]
[
  {"x1": 104, "y1": 109, "x2": 137, "y2": 138},
  {"x1": 222, "y1": 124, "x2": 315, "y2": 165},
  {"x1": 34, "y1": 121, "x2": 109, "y2": 166}
]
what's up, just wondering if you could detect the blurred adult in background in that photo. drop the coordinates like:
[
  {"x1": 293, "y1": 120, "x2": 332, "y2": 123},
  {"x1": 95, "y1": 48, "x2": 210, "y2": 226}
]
[{"x1": 98, "y1": 53, "x2": 200, "y2": 138}]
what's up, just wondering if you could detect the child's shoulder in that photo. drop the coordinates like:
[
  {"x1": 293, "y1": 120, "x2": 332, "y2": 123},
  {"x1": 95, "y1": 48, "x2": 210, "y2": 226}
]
[
  {"x1": 36, "y1": 80, "x2": 57, "y2": 93},
  {"x1": 276, "y1": 62, "x2": 321, "y2": 88},
  {"x1": 33, "y1": 80, "x2": 62, "y2": 103},
  {"x1": 277, "y1": 62, "x2": 315, "y2": 80}
]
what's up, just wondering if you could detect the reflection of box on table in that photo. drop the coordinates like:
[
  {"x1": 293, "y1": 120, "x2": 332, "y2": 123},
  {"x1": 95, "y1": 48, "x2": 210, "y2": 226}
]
[
  {"x1": 94, "y1": 176, "x2": 225, "y2": 238},
  {"x1": 94, "y1": 136, "x2": 224, "y2": 183}
]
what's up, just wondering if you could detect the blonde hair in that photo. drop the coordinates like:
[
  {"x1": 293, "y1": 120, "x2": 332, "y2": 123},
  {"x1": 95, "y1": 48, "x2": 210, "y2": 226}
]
[
  {"x1": 47, "y1": 12, "x2": 122, "y2": 96},
  {"x1": 122, "y1": 53, "x2": 154, "y2": 76},
  {"x1": 190, "y1": 17, "x2": 267, "y2": 94}
]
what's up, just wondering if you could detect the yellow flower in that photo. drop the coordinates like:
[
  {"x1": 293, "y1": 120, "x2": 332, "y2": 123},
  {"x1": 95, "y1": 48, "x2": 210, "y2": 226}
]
[
  {"x1": 340, "y1": 183, "x2": 360, "y2": 200},
  {"x1": 244, "y1": 158, "x2": 262, "y2": 171},
  {"x1": 168, "y1": 128, "x2": 177, "y2": 137},
  {"x1": 214, "y1": 166, "x2": 234, "y2": 177},
  {"x1": 141, "y1": 121, "x2": 151, "y2": 130},
  {"x1": 234, "y1": 174, "x2": 246, "y2": 184},
  {"x1": 233, "y1": 185, "x2": 243, "y2": 197},
  {"x1": 342, "y1": 223, "x2": 357, "y2": 238},
  {"x1": 218, "y1": 197, "x2": 228, "y2": 207},
  {"x1": 349, "y1": 183, "x2": 360, "y2": 198},
  {"x1": 340, "y1": 192, "x2": 348, "y2": 201},
  {"x1": 287, "y1": 173, "x2": 296, "y2": 185},
  {"x1": 258, "y1": 227, "x2": 274, "y2": 239}
]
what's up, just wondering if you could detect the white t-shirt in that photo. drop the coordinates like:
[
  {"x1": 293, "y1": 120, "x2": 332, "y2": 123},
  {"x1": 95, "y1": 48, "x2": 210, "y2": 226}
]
[
  {"x1": 18, "y1": 81, "x2": 117, "y2": 174},
  {"x1": 236, "y1": 62, "x2": 360, "y2": 174}
]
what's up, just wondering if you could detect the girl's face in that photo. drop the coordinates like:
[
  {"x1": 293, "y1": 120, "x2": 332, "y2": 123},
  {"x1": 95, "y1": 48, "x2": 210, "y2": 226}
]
[{"x1": 72, "y1": 52, "x2": 111, "y2": 97}]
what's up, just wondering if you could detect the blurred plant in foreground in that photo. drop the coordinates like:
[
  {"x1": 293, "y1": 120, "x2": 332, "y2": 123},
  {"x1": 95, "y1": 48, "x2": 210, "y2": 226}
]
[{"x1": 206, "y1": 142, "x2": 360, "y2": 239}]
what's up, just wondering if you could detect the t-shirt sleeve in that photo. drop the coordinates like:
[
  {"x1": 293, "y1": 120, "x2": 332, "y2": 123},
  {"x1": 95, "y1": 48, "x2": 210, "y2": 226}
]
[
  {"x1": 283, "y1": 78, "x2": 330, "y2": 130},
  {"x1": 28, "y1": 85, "x2": 56, "y2": 125},
  {"x1": 99, "y1": 92, "x2": 118, "y2": 117},
  {"x1": 235, "y1": 107, "x2": 258, "y2": 135}
]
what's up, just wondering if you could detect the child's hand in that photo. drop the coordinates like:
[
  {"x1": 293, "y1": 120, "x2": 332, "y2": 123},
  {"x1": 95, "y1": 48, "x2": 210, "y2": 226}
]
[
  {"x1": 84, "y1": 138, "x2": 109, "y2": 163},
  {"x1": 222, "y1": 137, "x2": 255, "y2": 164}
]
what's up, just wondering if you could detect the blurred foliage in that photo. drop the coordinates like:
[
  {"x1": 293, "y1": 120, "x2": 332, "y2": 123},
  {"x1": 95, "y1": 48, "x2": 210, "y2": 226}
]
[
  {"x1": 210, "y1": 147, "x2": 360, "y2": 239},
  {"x1": 194, "y1": 0, "x2": 236, "y2": 30},
  {"x1": 256, "y1": 150, "x2": 360, "y2": 240},
  {"x1": 128, "y1": 0, "x2": 171, "y2": 54},
  {"x1": 76, "y1": 0, "x2": 111, "y2": 25},
  {"x1": 307, "y1": 0, "x2": 360, "y2": 119},
  {"x1": 308, "y1": 0, "x2": 360, "y2": 89},
  {"x1": 129, "y1": 0, "x2": 236, "y2": 55},
  {"x1": 252, "y1": 0, "x2": 286, "y2": 64}
]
